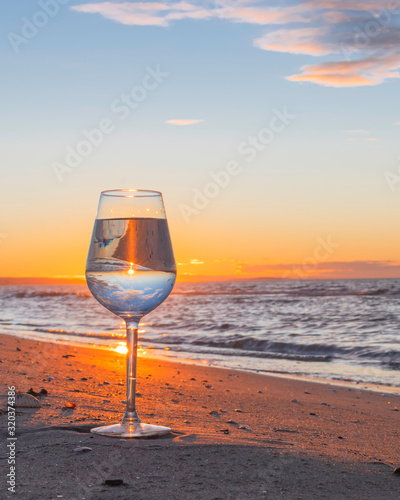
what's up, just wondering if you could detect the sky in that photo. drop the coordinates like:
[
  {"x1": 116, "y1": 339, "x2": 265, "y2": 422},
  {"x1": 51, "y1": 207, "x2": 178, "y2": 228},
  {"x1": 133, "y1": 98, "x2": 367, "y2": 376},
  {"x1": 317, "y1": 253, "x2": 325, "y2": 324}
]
[{"x1": 1, "y1": 0, "x2": 400, "y2": 281}]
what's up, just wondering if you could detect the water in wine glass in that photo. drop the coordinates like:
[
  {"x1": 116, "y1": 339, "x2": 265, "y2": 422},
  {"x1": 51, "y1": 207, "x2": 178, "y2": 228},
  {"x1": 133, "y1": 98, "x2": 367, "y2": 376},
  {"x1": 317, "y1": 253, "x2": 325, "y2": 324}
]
[{"x1": 86, "y1": 218, "x2": 176, "y2": 319}]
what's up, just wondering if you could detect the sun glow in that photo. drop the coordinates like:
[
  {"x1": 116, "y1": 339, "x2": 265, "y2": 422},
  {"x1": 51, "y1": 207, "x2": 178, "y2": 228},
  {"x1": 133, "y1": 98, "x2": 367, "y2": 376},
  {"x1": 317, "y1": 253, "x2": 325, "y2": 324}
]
[
  {"x1": 115, "y1": 344, "x2": 128, "y2": 355},
  {"x1": 128, "y1": 262, "x2": 135, "y2": 276}
]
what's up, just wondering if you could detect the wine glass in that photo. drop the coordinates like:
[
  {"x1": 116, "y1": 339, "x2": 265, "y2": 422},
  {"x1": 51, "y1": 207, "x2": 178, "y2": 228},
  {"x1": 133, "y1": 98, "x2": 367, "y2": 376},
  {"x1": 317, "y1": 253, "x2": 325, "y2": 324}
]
[{"x1": 85, "y1": 189, "x2": 176, "y2": 437}]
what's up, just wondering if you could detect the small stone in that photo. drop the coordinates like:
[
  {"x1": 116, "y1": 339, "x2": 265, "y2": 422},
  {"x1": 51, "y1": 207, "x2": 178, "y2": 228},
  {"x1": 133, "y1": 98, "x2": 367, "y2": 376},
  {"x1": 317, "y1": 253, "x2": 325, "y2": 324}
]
[
  {"x1": 205, "y1": 385, "x2": 212, "y2": 389},
  {"x1": 291, "y1": 399, "x2": 299, "y2": 404},
  {"x1": 183, "y1": 420, "x2": 190, "y2": 424},
  {"x1": 220, "y1": 429, "x2": 229, "y2": 434},
  {"x1": 104, "y1": 479, "x2": 124, "y2": 486},
  {"x1": 16, "y1": 347, "x2": 21, "y2": 351},
  {"x1": 227, "y1": 419, "x2": 238, "y2": 425},
  {"x1": 310, "y1": 412, "x2": 317, "y2": 416},
  {"x1": 47, "y1": 376, "x2": 54, "y2": 381},
  {"x1": 234, "y1": 409, "x2": 243, "y2": 413},
  {"x1": 27, "y1": 388, "x2": 40, "y2": 397},
  {"x1": 239, "y1": 425, "x2": 251, "y2": 431},
  {"x1": 209, "y1": 410, "x2": 219, "y2": 417},
  {"x1": 257, "y1": 390, "x2": 263, "y2": 394},
  {"x1": 338, "y1": 436, "x2": 344, "y2": 439},
  {"x1": 190, "y1": 378, "x2": 196, "y2": 381},
  {"x1": 393, "y1": 468, "x2": 400, "y2": 475},
  {"x1": 74, "y1": 447, "x2": 92, "y2": 452},
  {"x1": 219, "y1": 408, "x2": 227, "y2": 413},
  {"x1": 320, "y1": 402, "x2": 328, "y2": 406},
  {"x1": 81, "y1": 378, "x2": 87, "y2": 381}
]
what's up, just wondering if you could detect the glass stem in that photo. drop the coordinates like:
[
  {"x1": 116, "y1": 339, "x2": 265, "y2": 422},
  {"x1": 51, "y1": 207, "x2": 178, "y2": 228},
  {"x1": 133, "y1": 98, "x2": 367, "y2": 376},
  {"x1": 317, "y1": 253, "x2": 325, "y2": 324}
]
[{"x1": 121, "y1": 319, "x2": 141, "y2": 426}]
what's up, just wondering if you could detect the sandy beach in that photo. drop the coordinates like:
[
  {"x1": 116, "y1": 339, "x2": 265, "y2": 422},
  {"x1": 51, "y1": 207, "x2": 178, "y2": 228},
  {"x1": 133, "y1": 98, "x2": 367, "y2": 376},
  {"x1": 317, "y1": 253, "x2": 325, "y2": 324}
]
[{"x1": 1, "y1": 333, "x2": 399, "y2": 499}]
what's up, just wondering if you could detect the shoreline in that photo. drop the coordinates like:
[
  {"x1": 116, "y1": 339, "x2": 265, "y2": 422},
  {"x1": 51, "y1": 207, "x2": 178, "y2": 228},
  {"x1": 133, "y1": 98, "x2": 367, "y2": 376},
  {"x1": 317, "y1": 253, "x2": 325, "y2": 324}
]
[
  {"x1": 1, "y1": 333, "x2": 400, "y2": 498},
  {"x1": 2, "y1": 330, "x2": 400, "y2": 396}
]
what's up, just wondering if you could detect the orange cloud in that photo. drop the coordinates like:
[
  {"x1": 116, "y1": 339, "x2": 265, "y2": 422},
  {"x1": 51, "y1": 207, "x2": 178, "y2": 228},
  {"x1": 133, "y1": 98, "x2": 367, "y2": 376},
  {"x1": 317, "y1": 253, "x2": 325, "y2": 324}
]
[
  {"x1": 166, "y1": 119, "x2": 204, "y2": 126},
  {"x1": 254, "y1": 27, "x2": 334, "y2": 56},
  {"x1": 287, "y1": 55, "x2": 400, "y2": 87}
]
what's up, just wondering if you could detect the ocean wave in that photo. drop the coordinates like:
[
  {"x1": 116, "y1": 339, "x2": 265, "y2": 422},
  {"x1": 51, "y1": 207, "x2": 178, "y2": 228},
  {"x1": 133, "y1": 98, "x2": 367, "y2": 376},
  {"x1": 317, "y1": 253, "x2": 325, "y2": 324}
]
[
  {"x1": 2, "y1": 291, "x2": 91, "y2": 299},
  {"x1": 1, "y1": 283, "x2": 399, "y2": 299},
  {"x1": 139, "y1": 333, "x2": 400, "y2": 364},
  {"x1": 33, "y1": 327, "x2": 125, "y2": 340}
]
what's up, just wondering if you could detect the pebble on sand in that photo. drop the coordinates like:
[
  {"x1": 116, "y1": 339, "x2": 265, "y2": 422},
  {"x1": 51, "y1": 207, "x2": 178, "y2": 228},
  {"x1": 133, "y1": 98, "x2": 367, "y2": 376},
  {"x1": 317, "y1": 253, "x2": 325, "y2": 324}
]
[
  {"x1": 27, "y1": 388, "x2": 47, "y2": 397},
  {"x1": 104, "y1": 479, "x2": 124, "y2": 486},
  {"x1": 74, "y1": 447, "x2": 92, "y2": 452}
]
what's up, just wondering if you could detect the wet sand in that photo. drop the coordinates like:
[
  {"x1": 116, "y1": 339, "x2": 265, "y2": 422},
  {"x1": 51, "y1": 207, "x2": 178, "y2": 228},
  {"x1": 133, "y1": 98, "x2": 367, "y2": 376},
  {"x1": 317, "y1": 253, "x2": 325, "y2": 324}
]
[{"x1": 1, "y1": 333, "x2": 399, "y2": 499}]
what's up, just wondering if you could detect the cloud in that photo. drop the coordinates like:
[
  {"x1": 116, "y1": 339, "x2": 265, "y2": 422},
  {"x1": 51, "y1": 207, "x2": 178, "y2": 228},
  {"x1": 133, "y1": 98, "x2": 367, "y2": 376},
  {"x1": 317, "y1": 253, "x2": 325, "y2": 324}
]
[
  {"x1": 254, "y1": 27, "x2": 335, "y2": 56},
  {"x1": 216, "y1": 4, "x2": 311, "y2": 25},
  {"x1": 166, "y1": 119, "x2": 204, "y2": 125},
  {"x1": 72, "y1": 1, "x2": 400, "y2": 87},
  {"x1": 286, "y1": 55, "x2": 400, "y2": 88},
  {"x1": 71, "y1": 1, "x2": 213, "y2": 26}
]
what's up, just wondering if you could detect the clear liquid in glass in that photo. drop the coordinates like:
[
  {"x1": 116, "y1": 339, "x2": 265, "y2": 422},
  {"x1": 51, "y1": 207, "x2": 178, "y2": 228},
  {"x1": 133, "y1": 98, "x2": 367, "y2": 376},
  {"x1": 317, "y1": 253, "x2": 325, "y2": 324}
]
[{"x1": 86, "y1": 218, "x2": 176, "y2": 319}]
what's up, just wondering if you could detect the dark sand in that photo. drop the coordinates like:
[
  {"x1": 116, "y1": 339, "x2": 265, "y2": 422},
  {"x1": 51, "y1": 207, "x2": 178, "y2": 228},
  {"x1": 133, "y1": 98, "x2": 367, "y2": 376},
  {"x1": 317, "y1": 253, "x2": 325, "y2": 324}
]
[{"x1": 1, "y1": 334, "x2": 399, "y2": 499}]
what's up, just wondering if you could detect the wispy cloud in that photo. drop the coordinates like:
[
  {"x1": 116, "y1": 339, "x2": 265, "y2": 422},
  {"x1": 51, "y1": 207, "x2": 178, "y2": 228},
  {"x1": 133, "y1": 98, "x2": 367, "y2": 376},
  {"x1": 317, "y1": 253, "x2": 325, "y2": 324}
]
[
  {"x1": 344, "y1": 129, "x2": 379, "y2": 142},
  {"x1": 254, "y1": 27, "x2": 334, "y2": 56},
  {"x1": 287, "y1": 55, "x2": 400, "y2": 88},
  {"x1": 72, "y1": 1, "x2": 400, "y2": 88},
  {"x1": 166, "y1": 119, "x2": 204, "y2": 126},
  {"x1": 72, "y1": 1, "x2": 213, "y2": 27}
]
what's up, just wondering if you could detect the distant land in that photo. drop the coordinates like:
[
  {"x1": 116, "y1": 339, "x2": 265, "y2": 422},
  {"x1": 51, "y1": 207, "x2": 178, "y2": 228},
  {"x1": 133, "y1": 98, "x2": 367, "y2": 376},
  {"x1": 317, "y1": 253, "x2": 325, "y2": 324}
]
[
  {"x1": 0, "y1": 277, "x2": 86, "y2": 285},
  {"x1": 0, "y1": 276, "x2": 279, "y2": 286}
]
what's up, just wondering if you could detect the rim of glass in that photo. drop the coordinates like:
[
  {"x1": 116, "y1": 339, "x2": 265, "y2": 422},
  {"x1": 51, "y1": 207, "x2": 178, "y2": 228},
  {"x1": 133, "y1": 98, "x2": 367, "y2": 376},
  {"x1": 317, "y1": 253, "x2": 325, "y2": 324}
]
[{"x1": 101, "y1": 189, "x2": 162, "y2": 198}]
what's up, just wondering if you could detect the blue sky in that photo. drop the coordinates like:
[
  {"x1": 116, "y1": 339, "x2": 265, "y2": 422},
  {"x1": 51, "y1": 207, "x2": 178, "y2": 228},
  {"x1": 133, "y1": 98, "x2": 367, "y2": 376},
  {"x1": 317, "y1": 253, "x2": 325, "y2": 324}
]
[{"x1": 1, "y1": 1, "x2": 400, "y2": 279}]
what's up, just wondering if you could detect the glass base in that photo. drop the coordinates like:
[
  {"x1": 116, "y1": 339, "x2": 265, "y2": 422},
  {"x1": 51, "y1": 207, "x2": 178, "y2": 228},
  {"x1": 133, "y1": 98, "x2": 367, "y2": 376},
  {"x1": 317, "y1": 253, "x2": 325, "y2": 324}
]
[{"x1": 90, "y1": 422, "x2": 171, "y2": 438}]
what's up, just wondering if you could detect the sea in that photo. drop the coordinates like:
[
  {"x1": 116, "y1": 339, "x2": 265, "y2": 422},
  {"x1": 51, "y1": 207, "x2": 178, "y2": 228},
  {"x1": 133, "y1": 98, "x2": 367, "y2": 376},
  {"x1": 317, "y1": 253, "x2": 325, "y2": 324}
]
[{"x1": 1, "y1": 278, "x2": 400, "y2": 391}]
